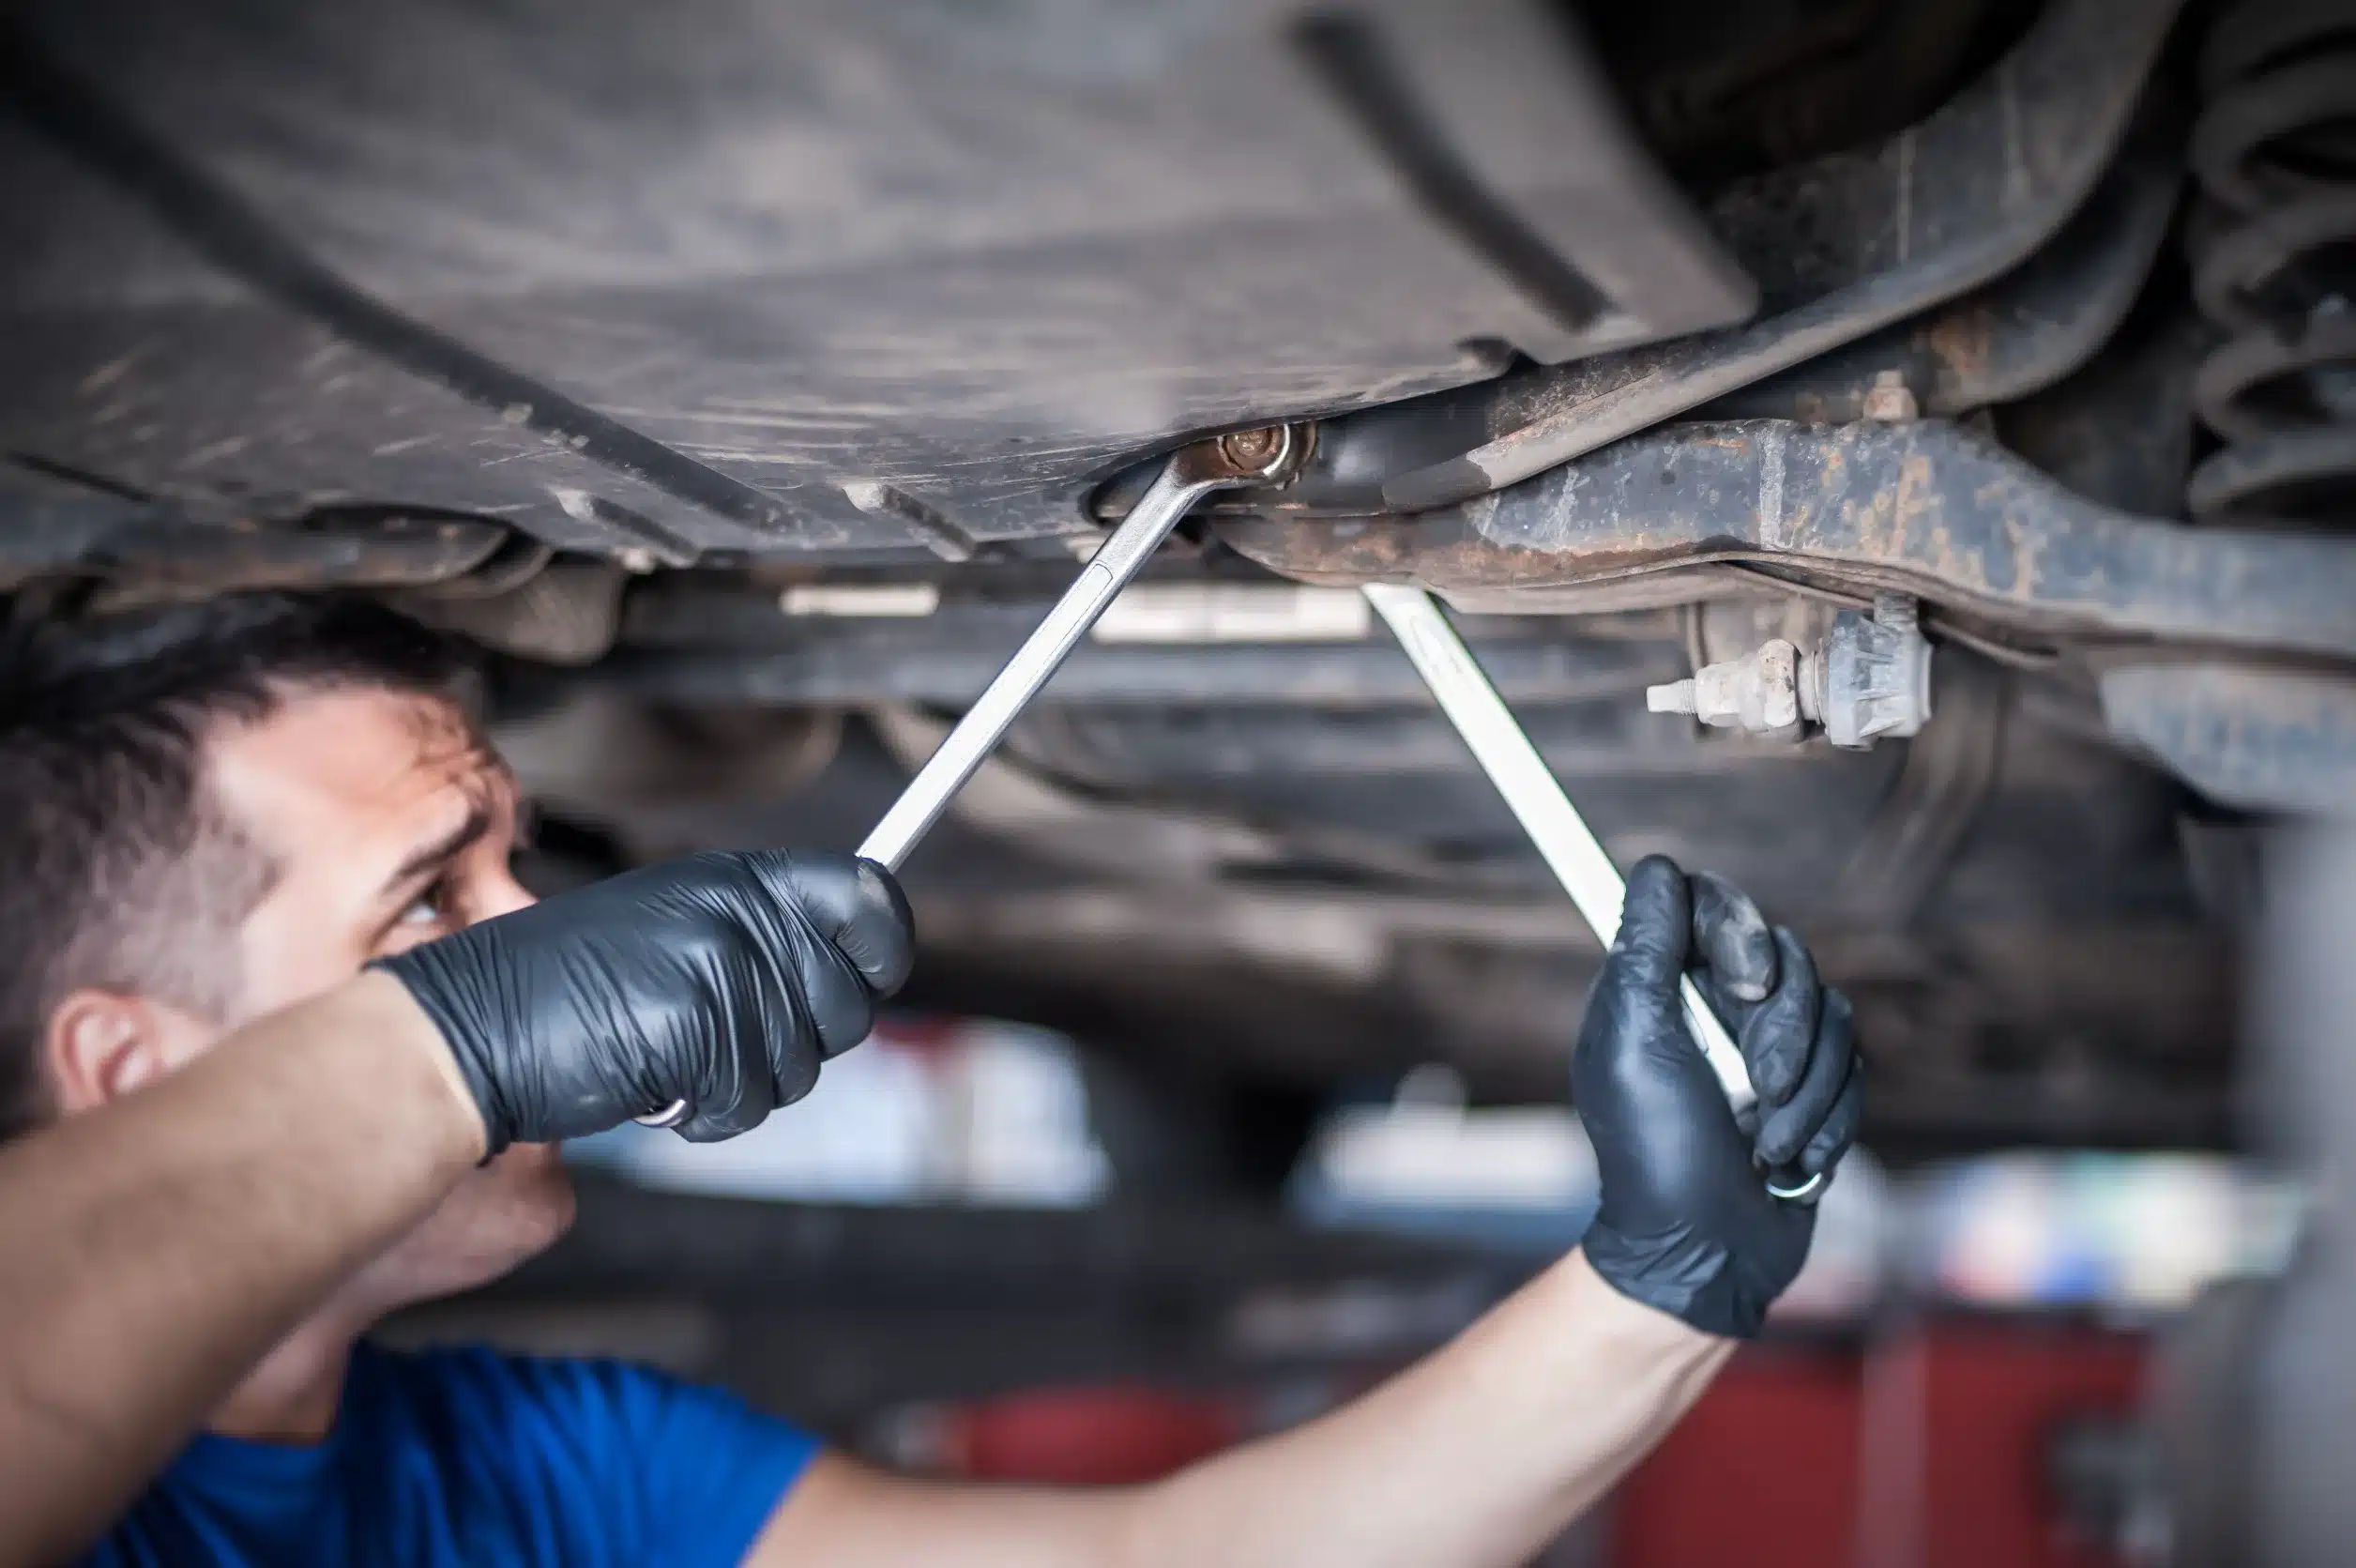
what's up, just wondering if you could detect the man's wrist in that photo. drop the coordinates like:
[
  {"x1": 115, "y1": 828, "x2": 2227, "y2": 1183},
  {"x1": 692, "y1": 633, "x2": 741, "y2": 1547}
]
[
  {"x1": 1561, "y1": 1249, "x2": 1733, "y2": 1357},
  {"x1": 1577, "y1": 1213, "x2": 1794, "y2": 1341},
  {"x1": 337, "y1": 971, "x2": 491, "y2": 1165}
]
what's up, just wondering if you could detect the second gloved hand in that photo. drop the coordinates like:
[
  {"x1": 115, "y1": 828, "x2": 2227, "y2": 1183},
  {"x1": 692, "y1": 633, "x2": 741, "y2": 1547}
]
[
  {"x1": 1573, "y1": 856, "x2": 1862, "y2": 1339},
  {"x1": 376, "y1": 850, "x2": 914, "y2": 1151}
]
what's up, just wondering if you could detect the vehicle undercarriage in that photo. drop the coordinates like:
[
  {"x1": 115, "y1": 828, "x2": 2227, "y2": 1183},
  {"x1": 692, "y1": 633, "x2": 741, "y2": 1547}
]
[{"x1": 6, "y1": 0, "x2": 2353, "y2": 1167}]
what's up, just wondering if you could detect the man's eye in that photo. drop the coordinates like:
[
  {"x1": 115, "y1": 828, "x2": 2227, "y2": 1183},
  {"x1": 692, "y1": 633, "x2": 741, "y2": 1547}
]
[{"x1": 399, "y1": 887, "x2": 449, "y2": 927}]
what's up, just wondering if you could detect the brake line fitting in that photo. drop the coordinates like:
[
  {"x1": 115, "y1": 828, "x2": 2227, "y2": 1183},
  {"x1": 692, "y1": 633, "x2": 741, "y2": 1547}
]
[{"x1": 1647, "y1": 593, "x2": 1934, "y2": 748}]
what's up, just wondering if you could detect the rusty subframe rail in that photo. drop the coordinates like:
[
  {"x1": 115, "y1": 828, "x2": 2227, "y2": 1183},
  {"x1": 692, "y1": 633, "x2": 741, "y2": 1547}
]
[{"x1": 1217, "y1": 418, "x2": 2356, "y2": 663}]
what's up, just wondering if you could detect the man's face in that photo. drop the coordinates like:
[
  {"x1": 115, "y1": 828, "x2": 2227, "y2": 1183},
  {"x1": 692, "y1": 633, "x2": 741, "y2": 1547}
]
[{"x1": 193, "y1": 685, "x2": 574, "y2": 1312}]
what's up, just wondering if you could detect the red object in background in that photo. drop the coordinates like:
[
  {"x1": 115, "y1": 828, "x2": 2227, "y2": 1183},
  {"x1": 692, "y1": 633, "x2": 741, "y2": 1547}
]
[
  {"x1": 1610, "y1": 1342, "x2": 1863, "y2": 1568},
  {"x1": 941, "y1": 1386, "x2": 1248, "y2": 1485},
  {"x1": 922, "y1": 1318, "x2": 2149, "y2": 1562},
  {"x1": 1854, "y1": 1320, "x2": 2148, "y2": 1568},
  {"x1": 1609, "y1": 1319, "x2": 2149, "y2": 1568}
]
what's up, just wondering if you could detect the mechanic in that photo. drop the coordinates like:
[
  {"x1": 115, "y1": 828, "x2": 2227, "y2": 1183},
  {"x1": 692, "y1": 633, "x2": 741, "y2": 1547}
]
[{"x1": 0, "y1": 594, "x2": 1860, "y2": 1568}]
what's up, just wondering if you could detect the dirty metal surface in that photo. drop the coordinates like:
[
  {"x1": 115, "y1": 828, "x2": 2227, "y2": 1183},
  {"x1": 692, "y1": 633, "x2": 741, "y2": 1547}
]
[
  {"x1": 2101, "y1": 663, "x2": 2356, "y2": 818},
  {"x1": 1704, "y1": 132, "x2": 2181, "y2": 424},
  {"x1": 1994, "y1": 310, "x2": 2206, "y2": 518},
  {"x1": 0, "y1": 462, "x2": 511, "y2": 590},
  {"x1": 0, "y1": 0, "x2": 1750, "y2": 563},
  {"x1": 1218, "y1": 419, "x2": 2356, "y2": 659},
  {"x1": 1276, "y1": 0, "x2": 2181, "y2": 515}
]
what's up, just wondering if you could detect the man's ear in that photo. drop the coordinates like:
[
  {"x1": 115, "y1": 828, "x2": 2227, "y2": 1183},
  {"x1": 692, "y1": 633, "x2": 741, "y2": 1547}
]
[{"x1": 43, "y1": 989, "x2": 182, "y2": 1114}]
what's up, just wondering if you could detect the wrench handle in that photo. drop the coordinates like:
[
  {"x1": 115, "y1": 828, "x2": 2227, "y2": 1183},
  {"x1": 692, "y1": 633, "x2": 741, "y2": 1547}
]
[
  {"x1": 634, "y1": 435, "x2": 1296, "y2": 1132},
  {"x1": 636, "y1": 462, "x2": 1222, "y2": 1129},
  {"x1": 856, "y1": 430, "x2": 1295, "y2": 872},
  {"x1": 1360, "y1": 584, "x2": 1824, "y2": 1203},
  {"x1": 858, "y1": 464, "x2": 1219, "y2": 872}
]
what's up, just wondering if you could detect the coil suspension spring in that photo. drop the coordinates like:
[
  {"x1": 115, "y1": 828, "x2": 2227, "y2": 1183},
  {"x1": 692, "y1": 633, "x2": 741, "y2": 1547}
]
[{"x1": 2185, "y1": 0, "x2": 2356, "y2": 525}]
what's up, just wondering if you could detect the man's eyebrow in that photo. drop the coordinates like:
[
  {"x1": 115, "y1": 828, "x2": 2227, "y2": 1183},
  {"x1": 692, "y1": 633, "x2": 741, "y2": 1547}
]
[{"x1": 381, "y1": 802, "x2": 494, "y2": 896}]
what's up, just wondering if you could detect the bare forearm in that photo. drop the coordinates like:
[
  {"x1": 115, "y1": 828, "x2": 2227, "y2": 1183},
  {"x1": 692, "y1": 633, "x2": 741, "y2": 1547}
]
[
  {"x1": 766, "y1": 1252, "x2": 1727, "y2": 1568},
  {"x1": 764, "y1": 854, "x2": 1849, "y2": 1568},
  {"x1": 1118, "y1": 1251, "x2": 1727, "y2": 1568},
  {"x1": 0, "y1": 973, "x2": 480, "y2": 1565}
]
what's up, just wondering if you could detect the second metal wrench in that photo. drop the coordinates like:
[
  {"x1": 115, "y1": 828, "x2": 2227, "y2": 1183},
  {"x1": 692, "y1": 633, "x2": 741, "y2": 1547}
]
[
  {"x1": 858, "y1": 424, "x2": 1299, "y2": 871},
  {"x1": 1360, "y1": 583, "x2": 1826, "y2": 1204},
  {"x1": 636, "y1": 427, "x2": 1299, "y2": 1129}
]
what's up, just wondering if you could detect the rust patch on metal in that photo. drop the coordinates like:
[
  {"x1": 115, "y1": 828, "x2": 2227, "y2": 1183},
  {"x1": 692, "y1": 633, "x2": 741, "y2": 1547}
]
[
  {"x1": 1923, "y1": 305, "x2": 1996, "y2": 381},
  {"x1": 1219, "y1": 417, "x2": 2356, "y2": 661},
  {"x1": 1216, "y1": 514, "x2": 1712, "y2": 589}
]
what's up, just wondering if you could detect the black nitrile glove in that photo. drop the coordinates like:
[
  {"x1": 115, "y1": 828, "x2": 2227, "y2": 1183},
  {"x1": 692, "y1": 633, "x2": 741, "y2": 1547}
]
[
  {"x1": 376, "y1": 850, "x2": 914, "y2": 1152},
  {"x1": 1573, "y1": 856, "x2": 1862, "y2": 1338}
]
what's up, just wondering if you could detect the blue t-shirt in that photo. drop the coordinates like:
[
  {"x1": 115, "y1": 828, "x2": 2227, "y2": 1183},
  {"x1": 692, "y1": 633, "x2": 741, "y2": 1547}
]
[{"x1": 82, "y1": 1344, "x2": 822, "y2": 1568}]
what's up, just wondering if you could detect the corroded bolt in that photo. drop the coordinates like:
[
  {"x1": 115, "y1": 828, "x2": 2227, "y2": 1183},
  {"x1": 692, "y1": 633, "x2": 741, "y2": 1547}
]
[
  {"x1": 1862, "y1": 370, "x2": 1920, "y2": 423},
  {"x1": 1219, "y1": 426, "x2": 1285, "y2": 468}
]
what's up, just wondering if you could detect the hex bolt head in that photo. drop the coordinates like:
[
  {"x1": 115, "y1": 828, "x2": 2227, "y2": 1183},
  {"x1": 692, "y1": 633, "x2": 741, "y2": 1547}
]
[
  {"x1": 1219, "y1": 426, "x2": 1284, "y2": 468},
  {"x1": 1863, "y1": 371, "x2": 1921, "y2": 423}
]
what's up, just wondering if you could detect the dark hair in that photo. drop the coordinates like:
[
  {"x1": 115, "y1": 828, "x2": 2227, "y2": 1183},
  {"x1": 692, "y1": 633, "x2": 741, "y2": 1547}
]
[{"x1": 0, "y1": 593, "x2": 475, "y2": 1138}]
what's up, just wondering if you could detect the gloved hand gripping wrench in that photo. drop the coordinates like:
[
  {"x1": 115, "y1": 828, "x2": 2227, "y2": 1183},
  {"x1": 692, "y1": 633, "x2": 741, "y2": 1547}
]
[
  {"x1": 636, "y1": 427, "x2": 1299, "y2": 1129},
  {"x1": 1360, "y1": 584, "x2": 1826, "y2": 1204},
  {"x1": 653, "y1": 419, "x2": 1821, "y2": 1208}
]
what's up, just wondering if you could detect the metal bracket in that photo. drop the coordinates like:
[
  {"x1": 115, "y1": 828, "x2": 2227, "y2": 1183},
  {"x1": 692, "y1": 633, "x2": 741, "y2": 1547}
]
[{"x1": 1219, "y1": 419, "x2": 2356, "y2": 663}]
